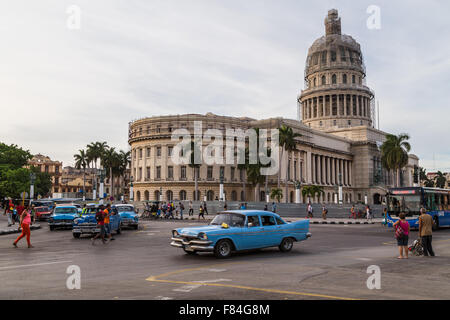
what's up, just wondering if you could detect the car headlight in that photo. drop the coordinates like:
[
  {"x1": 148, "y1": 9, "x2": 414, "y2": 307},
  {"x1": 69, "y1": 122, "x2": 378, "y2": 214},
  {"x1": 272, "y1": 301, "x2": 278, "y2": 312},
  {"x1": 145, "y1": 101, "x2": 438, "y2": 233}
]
[
  {"x1": 198, "y1": 232, "x2": 208, "y2": 240},
  {"x1": 48, "y1": 217, "x2": 54, "y2": 223},
  {"x1": 74, "y1": 218, "x2": 81, "y2": 225},
  {"x1": 172, "y1": 230, "x2": 179, "y2": 237}
]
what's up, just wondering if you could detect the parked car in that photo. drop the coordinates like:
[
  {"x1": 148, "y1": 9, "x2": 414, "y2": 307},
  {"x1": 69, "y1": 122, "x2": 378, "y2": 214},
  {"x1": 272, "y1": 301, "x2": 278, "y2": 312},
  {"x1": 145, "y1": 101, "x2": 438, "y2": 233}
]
[
  {"x1": 48, "y1": 205, "x2": 79, "y2": 231},
  {"x1": 72, "y1": 205, "x2": 122, "y2": 238},
  {"x1": 113, "y1": 204, "x2": 139, "y2": 230},
  {"x1": 34, "y1": 206, "x2": 52, "y2": 221},
  {"x1": 170, "y1": 210, "x2": 311, "y2": 258}
]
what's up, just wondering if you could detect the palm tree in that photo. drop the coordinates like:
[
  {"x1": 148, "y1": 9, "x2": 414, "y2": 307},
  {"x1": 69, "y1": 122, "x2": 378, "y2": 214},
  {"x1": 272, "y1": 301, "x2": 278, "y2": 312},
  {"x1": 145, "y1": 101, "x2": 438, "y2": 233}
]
[
  {"x1": 270, "y1": 188, "x2": 283, "y2": 203},
  {"x1": 380, "y1": 133, "x2": 411, "y2": 187},
  {"x1": 279, "y1": 125, "x2": 301, "y2": 203},
  {"x1": 187, "y1": 140, "x2": 201, "y2": 200},
  {"x1": 117, "y1": 150, "x2": 131, "y2": 198},
  {"x1": 101, "y1": 147, "x2": 121, "y2": 199},
  {"x1": 302, "y1": 185, "x2": 324, "y2": 203},
  {"x1": 74, "y1": 149, "x2": 88, "y2": 200},
  {"x1": 435, "y1": 171, "x2": 446, "y2": 189}
]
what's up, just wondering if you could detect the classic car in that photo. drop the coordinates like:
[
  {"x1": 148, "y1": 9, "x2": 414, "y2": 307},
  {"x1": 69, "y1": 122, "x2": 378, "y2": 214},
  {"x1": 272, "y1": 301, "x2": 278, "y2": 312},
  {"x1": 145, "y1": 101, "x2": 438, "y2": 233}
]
[
  {"x1": 170, "y1": 210, "x2": 311, "y2": 258},
  {"x1": 72, "y1": 204, "x2": 122, "y2": 238},
  {"x1": 113, "y1": 204, "x2": 139, "y2": 229},
  {"x1": 48, "y1": 205, "x2": 79, "y2": 230},
  {"x1": 34, "y1": 206, "x2": 52, "y2": 221}
]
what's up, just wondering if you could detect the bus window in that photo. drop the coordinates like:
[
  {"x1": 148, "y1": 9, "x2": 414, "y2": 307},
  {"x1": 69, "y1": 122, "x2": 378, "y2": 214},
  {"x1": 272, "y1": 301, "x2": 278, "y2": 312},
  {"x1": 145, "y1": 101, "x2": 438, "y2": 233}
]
[{"x1": 444, "y1": 195, "x2": 449, "y2": 210}]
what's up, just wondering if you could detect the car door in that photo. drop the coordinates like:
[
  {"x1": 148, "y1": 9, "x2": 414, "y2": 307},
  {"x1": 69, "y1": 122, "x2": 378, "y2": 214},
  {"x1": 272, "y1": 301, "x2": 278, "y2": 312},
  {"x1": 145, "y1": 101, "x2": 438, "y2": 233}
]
[
  {"x1": 260, "y1": 215, "x2": 281, "y2": 247},
  {"x1": 239, "y1": 215, "x2": 264, "y2": 249}
]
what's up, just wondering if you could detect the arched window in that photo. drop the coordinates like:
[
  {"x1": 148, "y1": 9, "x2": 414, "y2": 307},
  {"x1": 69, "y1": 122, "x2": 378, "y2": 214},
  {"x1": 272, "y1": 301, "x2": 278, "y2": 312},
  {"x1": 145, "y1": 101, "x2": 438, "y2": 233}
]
[
  {"x1": 179, "y1": 190, "x2": 187, "y2": 201},
  {"x1": 154, "y1": 190, "x2": 160, "y2": 201},
  {"x1": 207, "y1": 190, "x2": 214, "y2": 201},
  {"x1": 193, "y1": 190, "x2": 200, "y2": 201},
  {"x1": 342, "y1": 74, "x2": 347, "y2": 84},
  {"x1": 166, "y1": 190, "x2": 173, "y2": 201},
  {"x1": 231, "y1": 190, "x2": 237, "y2": 201},
  {"x1": 313, "y1": 77, "x2": 316, "y2": 87},
  {"x1": 321, "y1": 75, "x2": 326, "y2": 85},
  {"x1": 136, "y1": 191, "x2": 141, "y2": 202},
  {"x1": 290, "y1": 191, "x2": 294, "y2": 203},
  {"x1": 332, "y1": 74, "x2": 337, "y2": 84},
  {"x1": 144, "y1": 190, "x2": 149, "y2": 201}
]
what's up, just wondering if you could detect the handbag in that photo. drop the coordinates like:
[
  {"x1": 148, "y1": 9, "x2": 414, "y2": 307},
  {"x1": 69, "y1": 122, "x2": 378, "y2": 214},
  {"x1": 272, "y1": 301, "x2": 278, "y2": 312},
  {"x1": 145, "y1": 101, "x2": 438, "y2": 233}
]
[{"x1": 395, "y1": 222, "x2": 404, "y2": 239}]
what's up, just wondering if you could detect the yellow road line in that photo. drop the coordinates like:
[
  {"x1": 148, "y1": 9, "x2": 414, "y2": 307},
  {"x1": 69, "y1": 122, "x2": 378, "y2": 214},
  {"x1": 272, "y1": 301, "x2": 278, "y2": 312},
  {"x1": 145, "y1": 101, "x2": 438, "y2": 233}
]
[
  {"x1": 146, "y1": 278, "x2": 359, "y2": 300},
  {"x1": 146, "y1": 262, "x2": 359, "y2": 300}
]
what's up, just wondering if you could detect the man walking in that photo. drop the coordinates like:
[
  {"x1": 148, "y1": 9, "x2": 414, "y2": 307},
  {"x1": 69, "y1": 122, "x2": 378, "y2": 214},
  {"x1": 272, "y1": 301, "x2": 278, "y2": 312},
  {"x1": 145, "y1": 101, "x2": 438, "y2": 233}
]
[
  {"x1": 366, "y1": 205, "x2": 372, "y2": 221},
  {"x1": 188, "y1": 200, "x2": 193, "y2": 216},
  {"x1": 103, "y1": 204, "x2": 115, "y2": 241},
  {"x1": 322, "y1": 204, "x2": 328, "y2": 220},
  {"x1": 203, "y1": 201, "x2": 208, "y2": 215},
  {"x1": 92, "y1": 205, "x2": 107, "y2": 245},
  {"x1": 179, "y1": 202, "x2": 184, "y2": 220},
  {"x1": 419, "y1": 208, "x2": 435, "y2": 257},
  {"x1": 307, "y1": 202, "x2": 313, "y2": 218}
]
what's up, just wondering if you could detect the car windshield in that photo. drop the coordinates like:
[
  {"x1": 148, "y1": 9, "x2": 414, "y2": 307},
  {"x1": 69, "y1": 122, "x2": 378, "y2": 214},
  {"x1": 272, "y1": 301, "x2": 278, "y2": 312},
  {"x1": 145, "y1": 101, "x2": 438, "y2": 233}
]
[
  {"x1": 116, "y1": 206, "x2": 134, "y2": 212},
  {"x1": 36, "y1": 207, "x2": 49, "y2": 212},
  {"x1": 210, "y1": 213, "x2": 245, "y2": 227},
  {"x1": 85, "y1": 208, "x2": 98, "y2": 214},
  {"x1": 54, "y1": 207, "x2": 77, "y2": 214}
]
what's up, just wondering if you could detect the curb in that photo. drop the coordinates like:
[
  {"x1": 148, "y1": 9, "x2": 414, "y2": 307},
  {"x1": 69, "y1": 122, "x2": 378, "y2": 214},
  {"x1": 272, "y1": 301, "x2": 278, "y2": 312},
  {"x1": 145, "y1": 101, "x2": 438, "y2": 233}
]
[
  {"x1": 0, "y1": 224, "x2": 41, "y2": 235},
  {"x1": 310, "y1": 221, "x2": 376, "y2": 225}
]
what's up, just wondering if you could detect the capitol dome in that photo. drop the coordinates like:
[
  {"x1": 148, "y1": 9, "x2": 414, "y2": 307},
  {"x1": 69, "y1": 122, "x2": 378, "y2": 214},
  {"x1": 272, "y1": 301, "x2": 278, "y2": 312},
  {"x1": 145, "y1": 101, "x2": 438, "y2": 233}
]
[{"x1": 299, "y1": 9, "x2": 374, "y2": 131}]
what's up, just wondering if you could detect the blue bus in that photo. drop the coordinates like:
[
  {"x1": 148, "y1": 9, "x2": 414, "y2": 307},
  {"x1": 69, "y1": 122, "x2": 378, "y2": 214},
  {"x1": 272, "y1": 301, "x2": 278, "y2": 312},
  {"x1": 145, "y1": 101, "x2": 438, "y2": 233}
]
[{"x1": 386, "y1": 187, "x2": 450, "y2": 229}]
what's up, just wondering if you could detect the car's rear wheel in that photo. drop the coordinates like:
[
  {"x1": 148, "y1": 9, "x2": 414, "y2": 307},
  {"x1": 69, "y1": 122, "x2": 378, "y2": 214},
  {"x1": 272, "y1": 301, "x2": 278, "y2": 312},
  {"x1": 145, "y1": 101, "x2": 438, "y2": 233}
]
[
  {"x1": 214, "y1": 239, "x2": 233, "y2": 258},
  {"x1": 73, "y1": 233, "x2": 81, "y2": 239},
  {"x1": 133, "y1": 225, "x2": 138, "y2": 230},
  {"x1": 49, "y1": 225, "x2": 54, "y2": 231},
  {"x1": 279, "y1": 237, "x2": 294, "y2": 252}
]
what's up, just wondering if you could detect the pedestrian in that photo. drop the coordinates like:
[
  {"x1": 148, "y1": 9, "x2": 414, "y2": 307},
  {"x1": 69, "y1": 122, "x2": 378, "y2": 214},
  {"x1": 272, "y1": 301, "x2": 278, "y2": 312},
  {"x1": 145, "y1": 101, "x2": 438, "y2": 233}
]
[
  {"x1": 393, "y1": 212, "x2": 410, "y2": 259},
  {"x1": 366, "y1": 205, "x2": 372, "y2": 221},
  {"x1": 30, "y1": 204, "x2": 36, "y2": 225},
  {"x1": 350, "y1": 205, "x2": 356, "y2": 219},
  {"x1": 240, "y1": 203, "x2": 246, "y2": 210},
  {"x1": 418, "y1": 208, "x2": 435, "y2": 257},
  {"x1": 307, "y1": 202, "x2": 313, "y2": 218},
  {"x1": 13, "y1": 205, "x2": 33, "y2": 248},
  {"x1": 272, "y1": 202, "x2": 276, "y2": 213},
  {"x1": 198, "y1": 205, "x2": 205, "y2": 220},
  {"x1": 103, "y1": 204, "x2": 115, "y2": 241},
  {"x1": 203, "y1": 201, "x2": 208, "y2": 215},
  {"x1": 382, "y1": 208, "x2": 388, "y2": 226},
  {"x1": 223, "y1": 202, "x2": 228, "y2": 211},
  {"x1": 7, "y1": 201, "x2": 14, "y2": 227},
  {"x1": 179, "y1": 202, "x2": 184, "y2": 220},
  {"x1": 264, "y1": 204, "x2": 268, "y2": 211},
  {"x1": 322, "y1": 204, "x2": 328, "y2": 220},
  {"x1": 188, "y1": 200, "x2": 193, "y2": 216},
  {"x1": 92, "y1": 205, "x2": 107, "y2": 245}
]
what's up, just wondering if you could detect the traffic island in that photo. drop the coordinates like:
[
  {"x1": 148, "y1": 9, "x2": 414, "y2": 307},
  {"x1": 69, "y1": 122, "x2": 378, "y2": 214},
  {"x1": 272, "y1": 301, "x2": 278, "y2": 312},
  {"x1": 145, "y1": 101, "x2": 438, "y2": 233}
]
[{"x1": 0, "y1": 224, "x2": 41, "y2": 236}]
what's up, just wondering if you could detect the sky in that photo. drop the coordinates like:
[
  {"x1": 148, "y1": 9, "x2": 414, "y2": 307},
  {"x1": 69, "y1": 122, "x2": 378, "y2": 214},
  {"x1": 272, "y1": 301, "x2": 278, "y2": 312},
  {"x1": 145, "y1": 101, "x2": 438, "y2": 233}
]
[{"x1": 1, "y1": 0, "x2": 449, "y2": 172}]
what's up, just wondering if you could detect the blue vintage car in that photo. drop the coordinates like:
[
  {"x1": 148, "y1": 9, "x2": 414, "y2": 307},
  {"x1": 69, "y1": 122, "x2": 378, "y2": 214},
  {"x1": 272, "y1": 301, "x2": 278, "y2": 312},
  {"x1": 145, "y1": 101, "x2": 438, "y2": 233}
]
[
  {"x1": 72, "y1": 205, "x2": 122, "y2": 238},
  {"x1": 48, "y1": 205, "x2": 79, "y2": 231},
  {"x1": 113, "y1": 204, "x2": 139, "y2": 230},
  {"x1": 170, "y1": 210, "x2": 311, "y2": 258}
]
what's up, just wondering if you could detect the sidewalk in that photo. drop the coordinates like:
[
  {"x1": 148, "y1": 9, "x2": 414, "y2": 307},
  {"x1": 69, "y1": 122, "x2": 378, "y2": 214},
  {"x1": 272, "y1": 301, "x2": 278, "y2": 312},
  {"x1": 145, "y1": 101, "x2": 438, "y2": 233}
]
[{"x1": 0, "y1": 214, "x2": 41, "y2": 235}]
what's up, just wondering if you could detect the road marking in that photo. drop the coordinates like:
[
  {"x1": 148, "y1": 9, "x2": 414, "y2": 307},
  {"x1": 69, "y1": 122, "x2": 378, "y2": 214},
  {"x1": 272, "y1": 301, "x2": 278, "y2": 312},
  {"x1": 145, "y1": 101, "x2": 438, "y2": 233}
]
[
  {"x1": 155, "y1": 296, "x2": 173, "y2": 300},
  {"x1": 206, "y1": 268, "x2": 227, "y2": 272},
  {"x1": 355, "y1": 258, "x2": 372, "y2": 261},
  {"x1": 146, "y1": 263, "x2": 359, "y2": 300},
  {"x1": 173, "y1": 279, "x2": 233, "y2": 292},
  {"x1": 148, "y1": 278, "x2": 359, "y2": 300},
  {"x1": 0, "y1": 260, "x2": 72, "y2": 270}
]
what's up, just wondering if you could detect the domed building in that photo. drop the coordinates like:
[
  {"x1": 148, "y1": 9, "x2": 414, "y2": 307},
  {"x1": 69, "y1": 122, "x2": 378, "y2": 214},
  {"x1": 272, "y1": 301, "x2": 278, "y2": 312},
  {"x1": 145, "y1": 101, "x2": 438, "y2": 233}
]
[{"x1": 128, "y1": 9, "x2": 419, "y2": 205}]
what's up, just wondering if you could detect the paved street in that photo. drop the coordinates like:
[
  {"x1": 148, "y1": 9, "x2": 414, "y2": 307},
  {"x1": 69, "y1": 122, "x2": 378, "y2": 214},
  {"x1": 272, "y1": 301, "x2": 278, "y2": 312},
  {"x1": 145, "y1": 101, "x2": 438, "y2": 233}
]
[{"x1": 0, "y1": 219, "x2": 449, "y2": 300}]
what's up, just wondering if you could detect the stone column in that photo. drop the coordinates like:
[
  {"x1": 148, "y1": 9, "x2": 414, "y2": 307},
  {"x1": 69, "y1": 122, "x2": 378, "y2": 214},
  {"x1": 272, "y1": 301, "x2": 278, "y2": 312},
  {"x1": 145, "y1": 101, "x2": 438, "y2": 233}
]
[
  {"x1": 349, "y1": 161, "x2": 353, "y2": 186},
  {"x1": 343, "y1": 160, "x2": 347, "y2": 185},
  {"x1": 306, "y1": 151, "x2": 312, "y2": 184},
  {"x1": 330, "y1": 157, "x2": 335, "y2": 185},
  {"x1": 327, "y1": 157, "x2": 331, "y2": 184},
  {"x1": 344, "y1": 94, "x2": 347, "y2": 116},
  {"x1": 336, "y1": 94, "x2": 341, "y2": 116},
  {"x1": 322, "y1": 96, "x2": 325, "y2": 118},
  {"x1": 356, "y1": 95, "x2": 360, "y2": 116}
]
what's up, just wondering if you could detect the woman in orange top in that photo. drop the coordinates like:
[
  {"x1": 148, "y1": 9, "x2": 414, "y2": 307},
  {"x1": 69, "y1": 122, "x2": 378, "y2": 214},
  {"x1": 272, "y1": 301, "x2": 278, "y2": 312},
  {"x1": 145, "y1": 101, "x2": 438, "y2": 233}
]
[{"x1": 13, "y1": 205, "x2": 33, "y2": 248}]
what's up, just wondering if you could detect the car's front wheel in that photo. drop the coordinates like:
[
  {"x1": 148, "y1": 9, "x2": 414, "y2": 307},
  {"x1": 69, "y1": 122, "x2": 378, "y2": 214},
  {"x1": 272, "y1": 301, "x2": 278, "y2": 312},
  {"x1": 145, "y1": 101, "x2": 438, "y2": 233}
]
[
  {"x1": 279, "y1": 237, "x2": 294, "y2": 252},
  {"x1": 49, "y1": 225, "x2": 54, "y2": 231},
  {"x1": 73, "y1": 233, "x2": 80, "y2": 239},
  {"x1": 214, "y1": 239, "x2": 233, "y2": 259}
]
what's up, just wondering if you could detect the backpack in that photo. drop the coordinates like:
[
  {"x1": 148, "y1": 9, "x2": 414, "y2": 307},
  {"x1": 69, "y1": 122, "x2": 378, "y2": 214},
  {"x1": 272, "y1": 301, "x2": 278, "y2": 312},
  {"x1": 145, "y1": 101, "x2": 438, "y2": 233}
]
[
  {"x1": 180, "y1": 203, "x2": 185, "y2": 210},
  {"x1": 395, "y1": 222, "x2": 404, "y2": 239}
]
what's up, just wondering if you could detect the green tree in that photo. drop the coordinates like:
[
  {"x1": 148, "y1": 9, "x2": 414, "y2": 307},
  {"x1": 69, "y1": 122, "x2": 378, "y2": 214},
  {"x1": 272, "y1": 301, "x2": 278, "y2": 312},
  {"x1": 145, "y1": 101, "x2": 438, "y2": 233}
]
[
  {"x1": 435, "y1": 171, "x2": 446, "y2": 189},
  {"x1": 380, "y1": 133, "x2": 411, "y2": 187},
  {"x1": 74, "y1": 149, "x2": 88, "y2": 199},
  {"x1": 270, "y1": 188, "x2": 283, "y2": 203},
  {"x1": 302, "y1": 185, "x2": 324, "y2": 203},
  {"x1": 279, "y1": 125, "x2": 301, "y2": 203}
]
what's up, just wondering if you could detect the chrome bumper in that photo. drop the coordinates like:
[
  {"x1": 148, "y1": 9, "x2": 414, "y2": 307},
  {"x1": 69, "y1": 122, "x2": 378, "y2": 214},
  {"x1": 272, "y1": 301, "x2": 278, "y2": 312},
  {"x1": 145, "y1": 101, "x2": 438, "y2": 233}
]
[
  {"x1": 306, "y1": 233, "x2": 312, "y2": 238},
  {"x1": 170, "y1": 237, "x2": 214, "y2": 252}
]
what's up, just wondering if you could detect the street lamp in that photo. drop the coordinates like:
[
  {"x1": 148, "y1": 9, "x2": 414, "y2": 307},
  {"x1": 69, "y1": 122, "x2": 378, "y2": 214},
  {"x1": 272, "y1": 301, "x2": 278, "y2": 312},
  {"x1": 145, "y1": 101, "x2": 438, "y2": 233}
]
[
  {"x1": 29, "y1": 173, "x2": 36, "y2": 201},
  {"x1": 129, "y1": 176, "x2": 134, "y2": 202},
  {"x1": 159, "y1": 186, "x2": 163, "y2": 202}
]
